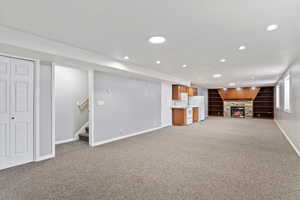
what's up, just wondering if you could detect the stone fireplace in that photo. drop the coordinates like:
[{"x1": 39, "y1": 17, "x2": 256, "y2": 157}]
[{"x1": 224, "y1": 100, "x2": 253, "y2": 118}]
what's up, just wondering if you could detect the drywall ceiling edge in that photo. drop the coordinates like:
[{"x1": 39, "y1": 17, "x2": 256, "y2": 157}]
[{"x1": 0, "y1": 25, "x2": 191, "y2": 86}]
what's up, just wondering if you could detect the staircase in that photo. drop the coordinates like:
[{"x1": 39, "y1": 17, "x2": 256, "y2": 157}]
[
  {"x1": 79, "y1": 126, "x2": 89, "y2": 142},
  {"x1": 77, "y1": 97, "x2": 89, "y2": 142}
]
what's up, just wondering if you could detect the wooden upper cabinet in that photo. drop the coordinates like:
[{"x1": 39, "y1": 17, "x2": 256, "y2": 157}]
[
  {"x1": 193, "y1": 88, "x2": 198, "y2": 96},
  {"x1": 172, "y1": 85, "x2": 188, "y2": 100},
  {"x1": 188, "y1": 87, "x2": 198, "y2": 96},
  {"x1": 180, "y1": 85, "x2": 188, "y2": 93},
  {"x1": 188, "y1": 87, "x2": 194, "y2": 97},
  {"x1": 172, "y1": 85, "x2": 181, "y2": 100}
]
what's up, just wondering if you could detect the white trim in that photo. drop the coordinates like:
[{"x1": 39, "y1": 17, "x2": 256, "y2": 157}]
[
  {"x1": 35, "y1": 154, "x2": 55, "y2": 162},
  {"x1": 274, "y1": 119, "x2": 300, "y2": 157},
  {"x1": 34, "y1": 60, "x2": 41, "y2": 161},
  {"x1": 92, "y1": 125, "x2": 168, "y2": 147},
  {"x1": 51, "y1": 63, "x2": 56, "y2": 157},
  {"x1": 55, "y1": 137, "x2": 79, "y2": 145},
  {"x1": 88, "y1": 70, "x2": 95, "y2": 146}
]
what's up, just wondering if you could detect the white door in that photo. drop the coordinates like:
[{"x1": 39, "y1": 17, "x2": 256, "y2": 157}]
[{"x1": 0, "y1": 56, "x2": 34, "y2": 170}]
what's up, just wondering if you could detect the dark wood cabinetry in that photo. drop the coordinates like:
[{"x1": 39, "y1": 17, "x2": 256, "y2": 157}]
[
  {"x1": 208, "y1": 89, "x2": 224, "y2": 116},
  {"x1": 253, "y1": 87, "x2": 274, "y2": 119}
]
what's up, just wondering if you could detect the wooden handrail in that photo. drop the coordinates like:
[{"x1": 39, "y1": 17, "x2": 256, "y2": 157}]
[{"x1": 77, "y1": 97, "x2": 89, "y2": 110}]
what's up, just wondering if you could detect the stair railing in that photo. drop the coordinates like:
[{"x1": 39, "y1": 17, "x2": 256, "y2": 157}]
[{"x1": 77, "y1": 97, "x2": 89, "y2": 111}]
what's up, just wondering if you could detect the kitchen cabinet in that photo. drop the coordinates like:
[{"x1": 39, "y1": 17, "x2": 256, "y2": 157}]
[
  {"x1": 172, "y1": 85, "x2": 188, "y2": 100},
  {"x1": 193, "y1": 108, "x2": 199, "y2": 122},
  {"x1": 188, "y1": 87, "x2": 198, "y2": 96},
  {"x1": 193, "y1": 88, "x2": 198, "y2": 96},
  {"x1": 172, "y1": 108, "x2": 186, "y2": 126}
]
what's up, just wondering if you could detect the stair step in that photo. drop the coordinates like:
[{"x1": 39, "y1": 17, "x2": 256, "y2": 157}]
[{"x1": 79, "y1": 132, "x2": 89, "y2": 142}]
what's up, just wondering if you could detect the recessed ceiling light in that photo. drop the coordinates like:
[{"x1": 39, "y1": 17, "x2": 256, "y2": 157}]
[
  {"x1": 123, "y1": 56, "x2": 129, "y2": 60},
  {"x1": 236, "y1": 87, "x2": 242, "y2": 91},
  {"x1": 156, "y1": 60, "x2": 161, "y2": 64},
  {"x1": 251, "y1": 86, "x2": 256, "y2": 90},
  {"x1": 229, "y1": 82, "x2": 236, "y2": 86},
  {"x1": 223, "y1": 88, "x2": 228, "y2": 91},
  {"x1": 220, "y1": 59, "x2": 227, "y2": 63},
  {"x1": 148, "y1": 36, "x2": 166, "y2": 44},
  {"x1": 267, "y1": 24, "x2": 279, "y2": 31},
  {"x1": 213, "y1": 74, "x2": 222, "y2": 78},
  {"x1": 182, "y1": 64, "x2": 187, "y2": 68},
  {"x1": 239, "y1": 46, "x2": 246, "y2": 50}
]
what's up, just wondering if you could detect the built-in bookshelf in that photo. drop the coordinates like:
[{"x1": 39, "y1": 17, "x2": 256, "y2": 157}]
[
  {"x1": 208, "y1": 89, "x2": 224, "y2": 116},
  {"x1": 253, "y1": 87, "x2": 274, "y2": 119}
]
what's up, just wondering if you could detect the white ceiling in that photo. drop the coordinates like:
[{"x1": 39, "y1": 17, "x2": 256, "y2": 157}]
[{"x1": 1, "y1": 0, "x2": 299, "y2": 88}]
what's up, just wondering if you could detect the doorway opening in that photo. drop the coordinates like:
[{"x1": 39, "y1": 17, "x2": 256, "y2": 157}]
[{"x1": 54, "y1": 65, "x2": 90, "y2": 155}]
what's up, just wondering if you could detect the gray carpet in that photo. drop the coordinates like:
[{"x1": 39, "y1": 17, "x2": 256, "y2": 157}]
[{"x1": 1, "y1": 118, "x2": 300, "y2": 200}]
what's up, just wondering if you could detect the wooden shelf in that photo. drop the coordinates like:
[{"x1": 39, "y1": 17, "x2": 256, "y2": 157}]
[
  {"x1": 208, "y1": 89, "x2": 224, "y2": 116},
  {"x1": 253, "y1": 87, "x2": 274, "y2": 119}
]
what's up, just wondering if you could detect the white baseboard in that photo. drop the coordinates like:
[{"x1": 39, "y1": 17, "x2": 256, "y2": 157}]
[
  {"x1": 274, "y1": 119, "x2": 300, "y2": 157},
  {"x1": 35, "y1": 153, "x2": 55, "y2": 162},
  {"x1": 92, "y1": 125, "x2": 168, "y2": 147},
  {"x1": 55, "y1": 137, "x2": 78, "y2": 145}
]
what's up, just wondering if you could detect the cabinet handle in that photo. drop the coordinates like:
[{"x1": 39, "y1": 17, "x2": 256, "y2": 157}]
[{"x1": 11, "y1": 117, "x2": 15, "y2": 120}]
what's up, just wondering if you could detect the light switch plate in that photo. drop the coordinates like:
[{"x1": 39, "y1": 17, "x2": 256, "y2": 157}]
[{"x1": 97, "y1": 100, "x2": 105, "y2": 106}]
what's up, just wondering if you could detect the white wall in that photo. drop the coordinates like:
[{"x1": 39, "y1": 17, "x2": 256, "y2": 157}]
[
  {"x1": 161, "y1": 82, "x2": 172, "y2": 127},
  {"x1": 55, "y1": 66, "x2": 88, "y2": 143},
  {"x1": 92, "y1": 71, "x2": 161, "y2": 145},
  {"x1": 275, "y1": 58, "x2": 300, "y2": 156},
  {"x1": 39, "y1": 62, "x2": 53, "y2": 156}
]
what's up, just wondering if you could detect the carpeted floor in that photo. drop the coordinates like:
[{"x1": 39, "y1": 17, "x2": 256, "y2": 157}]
[{"x1": 1, "y1": 118, "x2": 300, "y2": 200}]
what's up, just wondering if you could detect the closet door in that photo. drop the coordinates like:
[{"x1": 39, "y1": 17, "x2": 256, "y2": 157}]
[
  {"x1": 0, "y1": 56, "x2": 34, "y2": 170},
  {"x1": 0, "y1": 56, "x2": 11, "y2": 169}
]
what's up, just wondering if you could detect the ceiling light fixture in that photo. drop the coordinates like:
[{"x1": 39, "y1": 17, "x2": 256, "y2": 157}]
[
  {"x1": 213, "y1": 74, "x2": 222, "y2": 78},
  {"x1": 229, "y1": 82, "x2": 236, "y2": 87},
  {"x1": 156, "y1": 60, "x2": 161, "y2": 64},
  {"x1": 223, "y1": 88, "x2": 228, "y2": 91},
  {"x1": 220, "y1": 59, "x2": 227, "y2": 63},
  {"x1": 148, "y1": 36, "x2": 166, "y2": 44},
  {"x1": 182, "y1": 64, "x2": 187, "y2": 68},
  {"x1": 236, "y1": 87, "x2": 242, "y2": 91},
  {"x1": 123, "y1": 56, "x2": 129, "y2": 60},
  {"x1": 239, "y1": 46, "x2": 246, "y2": 50},
  {"x1": 266, "y1": 24, "x2": 279, "y2": 31},
  {"x1": 251, "y1": 86, "x2": 256, "y2": 90}
]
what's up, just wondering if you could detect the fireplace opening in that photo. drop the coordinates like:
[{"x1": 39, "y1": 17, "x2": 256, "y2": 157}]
[{"x1": 231, "y1": 106, "x2": 245, "y2": 118}]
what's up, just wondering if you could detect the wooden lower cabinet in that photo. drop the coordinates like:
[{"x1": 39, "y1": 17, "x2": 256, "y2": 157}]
[
  {"x1": 172, "y1": 108, "x2": 186, "y2": 126},
  {"x1": 193, "y1": 108, "x2": 199, "y2": 122}
]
